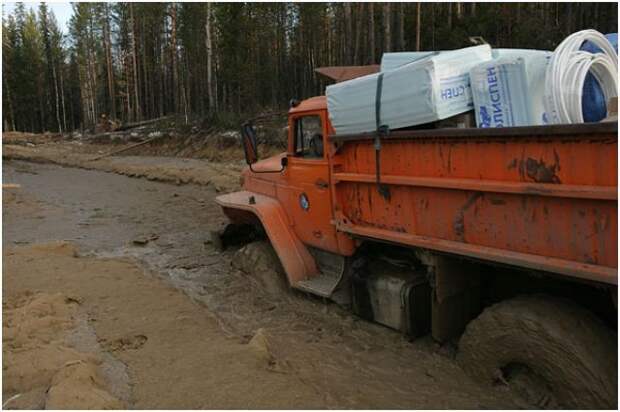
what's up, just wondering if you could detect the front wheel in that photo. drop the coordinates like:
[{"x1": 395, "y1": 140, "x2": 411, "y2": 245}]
[{"x1": 457, "y1": 294, "x2": 617, "y2": 409}]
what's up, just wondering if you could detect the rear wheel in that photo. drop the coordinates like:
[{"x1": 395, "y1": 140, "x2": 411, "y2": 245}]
[{"x1": 457, "y1": 294, "x2": 617, "y2": 409}]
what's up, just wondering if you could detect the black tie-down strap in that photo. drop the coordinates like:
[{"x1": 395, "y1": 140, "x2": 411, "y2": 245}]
[{"x1": 374, "y1": 73, "x2": 391, "y2": 200}]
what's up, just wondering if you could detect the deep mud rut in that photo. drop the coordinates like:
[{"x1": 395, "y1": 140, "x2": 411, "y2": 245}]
[{"x1": 3, "y1": 160, "x2": 524, "y2": 409}]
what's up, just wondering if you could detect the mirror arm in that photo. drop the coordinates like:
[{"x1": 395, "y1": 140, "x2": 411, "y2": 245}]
[{"x1": 248, "y1": 156, "x2": 287, "y2": 174}]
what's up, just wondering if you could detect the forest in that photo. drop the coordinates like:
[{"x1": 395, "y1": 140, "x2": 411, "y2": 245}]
[{"x1": 2, "y1": 2, "x2": 618, "y2": 133}]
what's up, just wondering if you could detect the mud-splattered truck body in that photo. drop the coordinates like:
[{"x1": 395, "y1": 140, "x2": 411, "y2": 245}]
[{"x1": 216, "y1": 96, "x2": 617, "y2": 408}]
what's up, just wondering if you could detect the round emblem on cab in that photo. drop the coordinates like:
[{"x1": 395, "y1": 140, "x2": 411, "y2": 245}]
[{"x1": 299, "y1": 193, "x2": 310, "y2": 211}]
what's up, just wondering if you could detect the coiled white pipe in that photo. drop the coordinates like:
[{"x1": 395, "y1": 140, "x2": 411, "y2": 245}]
[{"x1": 544, "y1": 29, "x2": 618, "y2": 124}]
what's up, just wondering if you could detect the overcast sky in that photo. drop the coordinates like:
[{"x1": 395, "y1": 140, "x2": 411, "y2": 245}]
[{"x1": 3, "y1": 2, "x2": 73, "y2": 34}]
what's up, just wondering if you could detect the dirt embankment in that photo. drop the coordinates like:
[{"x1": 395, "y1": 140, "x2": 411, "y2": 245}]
[
  {"x1": 3, "y1": 117, "x2": 284, "y2": 165},
  {"x1": 2, "y1": 111, "x2": 291, "y2": 193},
  {"x1": 3, "y1": 143, "x2": 242, "y2": 193},
  {"x1": 3, "y1": 125, "x2": 286, "y2": 192}
]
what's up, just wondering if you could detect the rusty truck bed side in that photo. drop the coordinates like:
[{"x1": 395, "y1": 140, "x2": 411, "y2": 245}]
[{"x1": 329, "y1": 122, "x2": 618, "y2": 285}]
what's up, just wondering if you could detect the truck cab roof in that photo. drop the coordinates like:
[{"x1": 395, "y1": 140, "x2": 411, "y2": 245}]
[{"x1": 289, "y1": 96, "x2": 327, "y2": 115}]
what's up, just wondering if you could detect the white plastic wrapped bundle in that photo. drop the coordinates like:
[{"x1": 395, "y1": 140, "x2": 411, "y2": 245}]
[
  {"x1": 470, "y1": 50, "x2": 551, "y2": 127},
  {"x1": 327, "y1": 45, "x2": 492, "y2": 135},
  {"x1": 544, "y1": 29, "x2": 618, "y2": 124},
  {"x1": 492, "y1": 48, "x2": 549, "y2": 59},
  {"x1": 380, "y1": 51, "x2": 436, "y2": 71},
  {"x1": 380, "y1": 47, "x2": 518, "y2": 72}
]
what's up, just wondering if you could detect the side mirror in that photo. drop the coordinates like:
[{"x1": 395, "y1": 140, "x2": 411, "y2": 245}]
[
  {"x1": 241, "y1": 123, "x2": 258, "y2": 165},
  {"x1": 281, "y1": 157, "x2": 288, "y2": 168}
]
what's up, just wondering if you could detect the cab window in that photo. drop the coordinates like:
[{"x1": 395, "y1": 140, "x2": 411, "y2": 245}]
[{"x1": 294, "y1": 115, "x2": 324, "y2": 159}]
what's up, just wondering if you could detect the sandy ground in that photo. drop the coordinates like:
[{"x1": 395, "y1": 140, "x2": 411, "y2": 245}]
[
  {"x1": 4, "y1": 242, "x2": 328, "y2": 409},
  {"x1": 3, "y1": 157, "x2": 525, "y2": 409},
  {"x1": 3, "y1": 246, "x2": 128, "y2": 409}
]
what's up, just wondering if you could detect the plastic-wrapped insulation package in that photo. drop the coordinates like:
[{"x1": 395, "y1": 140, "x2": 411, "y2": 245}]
[
  {"x1": 491, "y1": 48, "x2": 548, "y2": 59},
  {"x1": 380, "y1": 51, "x2": 436, "y2": 71},
  {"x1": 380, "y1": 48, "x2": 543, "y2": 71},
  {"x1": 327, "y1": 45, "x2": 492, "y2": 135},
  {"x1": 469, "y1": 50, "x2": 551, "y2": 128}
]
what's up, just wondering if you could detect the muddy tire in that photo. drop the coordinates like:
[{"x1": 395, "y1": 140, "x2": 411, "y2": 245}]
[
  {"x1": 457, "y1": 294, "x2": 617, "y2": 409},
  {"x1": 232, "y1": 241, "x2": 289, "y2": 296}
]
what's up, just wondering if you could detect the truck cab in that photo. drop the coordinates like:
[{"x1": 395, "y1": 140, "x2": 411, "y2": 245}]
[{"x1": 221, "y1": 96, "x2": 355, "y2": 295}]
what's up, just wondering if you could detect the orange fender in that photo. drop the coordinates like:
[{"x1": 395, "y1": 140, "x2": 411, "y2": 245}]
[{"x1": 215, "y1": 190, "x2": 318, "y2": 286}]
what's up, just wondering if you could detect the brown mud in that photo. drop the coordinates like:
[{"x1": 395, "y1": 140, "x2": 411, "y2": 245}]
[{"x1": 3, "y1": 154, "x2": 524, "y2": 408}]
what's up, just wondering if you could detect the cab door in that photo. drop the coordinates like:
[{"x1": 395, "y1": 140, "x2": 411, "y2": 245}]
[{"x1": 285, "y1": 112, "x2": 340, "y2": 253}]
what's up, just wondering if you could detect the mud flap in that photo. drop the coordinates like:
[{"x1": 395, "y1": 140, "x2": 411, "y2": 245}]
[{"x1": 428, "y1": 255, "x2": 481, "y2": 342}]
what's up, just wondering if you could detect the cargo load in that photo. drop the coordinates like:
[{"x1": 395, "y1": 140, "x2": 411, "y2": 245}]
[
  {"x1": 380, "y1": 47, "x2": 520, "y2": 72},
  {"x1": 326, "y1": 45, "x2": 492, "y2": 135},
  {"x1": 581, "y1": 33, "x2": 618, "y2": 122},
  {"x1": 469, "y1": 50, "x2": 551, "y2": 128},
  {"x1": 380, "y1": 51, "x2": 436, "y2": 72},
  {"x1": 544, "y1": 30, "x2": 618, "y2": 124}
]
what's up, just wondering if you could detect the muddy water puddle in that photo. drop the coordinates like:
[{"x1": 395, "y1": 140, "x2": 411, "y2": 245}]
[{"x1": 3, "y1": 160, "x2": 523, "y2": 408}]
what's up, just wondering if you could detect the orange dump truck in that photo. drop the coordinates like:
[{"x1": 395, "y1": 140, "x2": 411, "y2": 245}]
[{"x1": 216, "y1": 95, "x2": 617, "y2": 408}]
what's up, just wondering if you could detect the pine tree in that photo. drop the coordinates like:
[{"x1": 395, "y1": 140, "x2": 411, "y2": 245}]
[{"x1": 2, "y1": 2, "x2": 618, "y2": 133}]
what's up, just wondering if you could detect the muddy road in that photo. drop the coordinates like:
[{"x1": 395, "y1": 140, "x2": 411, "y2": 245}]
[{"x1": 3, "y1": 160, "x2": 523, "y2": 409}]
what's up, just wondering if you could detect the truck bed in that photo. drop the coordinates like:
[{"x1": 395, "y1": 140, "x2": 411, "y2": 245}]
[{"x1": 329, "y1": 122, "x2": 618, "y2": 285}]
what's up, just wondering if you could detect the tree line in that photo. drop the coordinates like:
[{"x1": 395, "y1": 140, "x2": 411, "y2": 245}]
[{"x1": 2, "y1": 2, "x2": 617, "y2": 133}]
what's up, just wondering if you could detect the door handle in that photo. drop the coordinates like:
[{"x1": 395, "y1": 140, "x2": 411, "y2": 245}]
[{"x1": 315, "y1": 178, "x2": 328, "y2": 189}]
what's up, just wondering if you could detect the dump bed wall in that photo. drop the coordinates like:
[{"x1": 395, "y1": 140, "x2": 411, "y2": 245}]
[{"x1": 330, "y1": 123, "x2": 618, "y2": 284}]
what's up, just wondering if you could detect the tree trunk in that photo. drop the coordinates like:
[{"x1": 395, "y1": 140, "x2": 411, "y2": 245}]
[
  {"x1": 125, "y1": 53, "x2": 133, "y2": 123},
  {"x1": 369, "y1": 3, "x2": 376, "y2": 63},
  {"x1": 447, "y1": 3, "x2": 452, "y2": 29},
  {"x1": 130, "y1": 3, "x2": 141, "y2": 121},
  {"x1": 141, "y1": 17, "x2": 149, "y2": 119},
  {"x1": 416, "y1": 3, "x2": 421, "y2": 51},
  {"x1": 383, "y1": 3, "x2": 391, "y2": 52},
  {"x1": 344, "y1": 3, "x2": 352, "y2": 65},
  {"x1": 205, "y1": 2, "x2": 215, "y2": 112},
  {"x1": 399, "y1": 3, "x2": 405, "y2": 51},
  {"x1": 88, "y1": 14, "x2": 98, "y2": 125},
  {"x1": 83, "y1": 47, "x2": 96, "y2": 127},
  {"x1": 353, "y1": 4, "x2": 362, "y2": 64},
  {"x1": 170, "y1": 3, "x2": 179, "y2": 114},
  {"x1": 326, "y1": 10, "x2": 332, "y2": 67},
  {"x1": 103, "y1": 4, "x2": 116, "y2": 120},
  {"x1": 4, "y1": 81, "x2": 16, "y2": 131},
  {"x1": 158, "y1": 55, "x2": 164, "y2": 117},
  {"x1": 78, "y1": 67, "x2": 89, "y2": 128},
  {"x1": 52, "y1": 65, "x2": 62, "y2": 133},
  {"x1": 59, "y1": 64, "x2": 67, "y2": 132},
  {"x1": 38, "y1": 73, "x2": 45, "y2": 131},
  {"x1": 431, "y1": 3, "x2": 435, "y2": 49}
]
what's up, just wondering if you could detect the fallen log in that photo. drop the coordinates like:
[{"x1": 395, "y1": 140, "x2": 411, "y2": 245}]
[
  {"x1": 116, "y1": 116, "x2": 173, "y2": 131},
  {"x1": 3, "y1": 184, "x2": 21, "y2": 189},
  {"x1": 89, "y1": 134, "x2": 165, "y2": 161}
]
